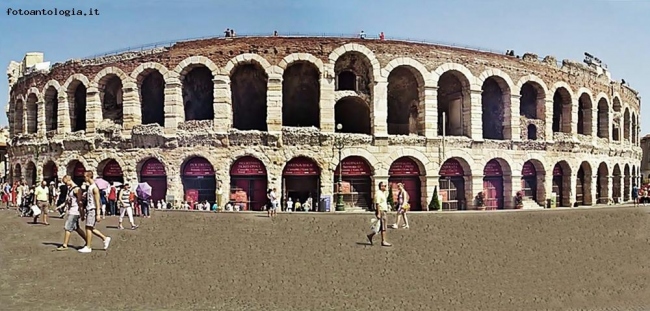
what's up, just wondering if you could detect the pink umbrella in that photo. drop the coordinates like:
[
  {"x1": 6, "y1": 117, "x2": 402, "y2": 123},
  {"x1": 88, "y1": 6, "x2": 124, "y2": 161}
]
[{"x1": 94, "y1": 178, "x2": 110, "y2": 191}]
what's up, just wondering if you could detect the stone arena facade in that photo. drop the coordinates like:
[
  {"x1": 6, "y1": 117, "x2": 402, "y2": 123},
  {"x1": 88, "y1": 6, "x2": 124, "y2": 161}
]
[{"x1": 5, "y1": 36, "x2": 643, "y2": 211}]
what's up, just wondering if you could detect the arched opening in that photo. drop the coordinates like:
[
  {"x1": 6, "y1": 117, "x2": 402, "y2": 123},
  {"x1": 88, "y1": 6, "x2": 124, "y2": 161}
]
[
  {"x1": 552, "y1": 88, "x2": 572, "y2": 133},
  {"x1": 182, "y1": 157, "x2": 216, "y2": 206},
  {"x1": 623, "y1": 108, "x2": 630, "y2": 142},
  {"x1": 334, "y1": 52, "x2": 373, "y2": 96},
  {"x1": 139, "y1": 70, "x2": 165, "y2": 126},
  {"x1": 139, "y1": 158, "x2": 167, "y2": 202},
  {"x1": 597, "y1": 98, "x2": 609, "y2": 139},
  {"x1": 519, "y1": 81, "x2": 545, "y2": 119},
  {"x1": 483, "y1": 159, "x2": 505, "y2": 209},
  {"x1": 437, "y1": 71, "x2": 471, "y2": 137},
  {"x1": 43, "y1": 161, "x2": 58, "y2": 184},
  {"x1": 100, "y1": 159, "x2": 124, "y2": 184},
  {"x1": 527, "y1": 124, "x2": 537, "y2": 140},
  {"x1": 596, "y1": 162, "x2": 609, "y2": 204},
  {"x1": 624, "y1": 164, "x2": 631, "y2": 201},
  {"x1": 334, "y1": 97, "x2": 371, "y2": 134},
  {"x1": 387, "y1": 66, "x2": 423, "y2": 136},
  {"x1": 230, "y1": 156, "x2": 268, "y2": 211},
  {"x1": 388, "y1": 157, "x2": 423, "y2": 211},
  {"x1": 99, "y1": 75, "x2": 124, "y2": 124},
  {"x1": 438, "y1": 158, "x2": 470, "y2": 210},
  {"x1": 612, "y1": 98, "x2": 622, "y2": 141},
  {"x1": 44, "y1": 86, "x2": 58, "y2": 131},
  {"x1": 633, "y1": 164, "x2": 637, "y2": 188},
  {"x1": 68, "y1": 81, "x2": 87, "y2": 132},
  {"x1": 282, "y1": 62, "x2": 320, "y2": 128},
  {"x1": 552, "y1": 161, "x2": 571, "y2": 207},
  {"x1": 334, "y1": 156, "x2": 373, "y2": 210},
  {"x1": 612, "y1": 164, "x2": 622, "y2": 202},
  {"x1": 576, "y1": 162, "x2": 592, "y2": 206},
  {"x1": 577, "y1": 93, "x2": 592, "y2": 136},
  {"x1": 481, "y1": 77, "x2": 510, "y2": 140},
  {"x1": 182, "y1": 66, "x2": 214, "y2": 121},
  {"x1": 632, "y1": 113, "x2": 637, "y2": 145},
  {"x1": 521, "y1": 160, "x2": 546, "y2": 205},
  {"x1": 231, "y1": 63, "x2": 268, "y2": 131},
  {"x1": 67, "y1": 161, "x2": 86, "y2": 186},
  {"x1": 14, "y1": 99, "x2": 24, "y2": 134},
  {"x1": 282, "y1": 157, "x2": 321, "y2": 212},
  {"x1": 26, "y1": 94, "x2": 38, "y2": 134},
  {"x1": 13, "y1": 164, "x2": 22, "y2": 183},
  {"x1": 25, "y1": 162, "x2": 36, "y2": 186}
]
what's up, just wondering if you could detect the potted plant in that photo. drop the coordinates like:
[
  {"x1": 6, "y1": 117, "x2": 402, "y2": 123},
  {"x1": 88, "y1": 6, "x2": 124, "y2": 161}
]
[
  {"x1": 514, "y1": 191, "x2": 524, "y2": 209},
  {"x1": 475, "y1": 192, "x2": 485, "y2": 210}
]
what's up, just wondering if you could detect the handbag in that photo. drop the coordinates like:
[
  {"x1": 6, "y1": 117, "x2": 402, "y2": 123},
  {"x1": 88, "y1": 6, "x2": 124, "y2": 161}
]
[
  {"x1": 402, "y1": 203, "x2": 411, "y2": 210},
  {"x1": 31, "y1": 205, "x2": 41, "y2": 216},
  {"x1": 370, "y1": 218, "x2": 381, "y2": 233}
]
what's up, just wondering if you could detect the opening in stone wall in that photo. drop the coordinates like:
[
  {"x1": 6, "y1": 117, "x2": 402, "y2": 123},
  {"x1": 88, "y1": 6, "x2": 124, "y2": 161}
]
[
  {"x1": 69, "y1": 82, "x2": 87, "y2": 132},
  {"x1": 231, "y1": 63, "x2": 268, "y2": 131},
  {"x1": 481, "y1": 77, "x2": 508, "y2": 140},
  {"x1": 519, "y1": 82, "x2": 545, "y2": 119},
  {"x1": 25, "y1": 161, "x2": 36, "y2": 186},
  {"x1": 527, "y1": 124, "x2": 537, "y2": 140},
  {"x1": 100, "y1": 75, "x2": 124, "y2": 124},
  {"x1": 182, "y1": 66, "x2": 214, "y2": 121},
  {"x1": 26, "y1": 94, "x2": 38, "y2": 134},
  {"x1": 387, "y1": 66, "x2": 422, "y2": 136},
  {"x1": 14, "y1": 99, "x2": 24, "y2": 134},
  {"x1": 334, "y1": 97, "x2": 371, "y2": 134},
  {"x1": 13, "y1": 164, "x2": 22, "y2": 183},
  {"x1": 597, "y1": 98, "x2": 609, "y2": 139},
  {"x1": 577, "y1": 93, "x2": 593, "y2": 136},
  {"x1": 139, "y1": 70, "x2": 165, "y2": 126},
  {"x1": 613, "y1": 97, "x2": 622, "y2": 141},
  {"x1": 437, "y1": 71, "x2": 470, "y2": 137},
  {"x1": 612, "y1": 164, "x2": 622, "y2": 201},
  {"x1": 623, "y1": 108, "x2": 630, "y2": 141},
  {"x1": 552, "y1": 87, "x2": 572, "y2": 133},
  {"x1": 334, "y1": 52, "x2": 373, "y2": 96},
  {"x1": 632, "y1": 114, "x2": 637, "y2": 145},
  {"x1": 44, "y1": 86, "x2": 58, "y2": 131},
  {"x1": 596, "y1": 162, "x2": 609, "y2": 204},
  {"x1": 576, "y1": 161, "x2": 592, "y2": 206},
  {"x1": 624, "y1": 164, "x2": 631, "y2": 201},
  {"x1": 282, "y1": 62, "x2": 320, "y2": 128}
]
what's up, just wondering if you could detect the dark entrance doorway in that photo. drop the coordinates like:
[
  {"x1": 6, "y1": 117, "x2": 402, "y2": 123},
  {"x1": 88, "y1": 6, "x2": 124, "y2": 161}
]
[
  {"x1": 72, "y1": 162, "x2": 85, "y2": 187},
  {"x1": 438, "y1": 158, "x2": 466, "y2": 211},
  {"x1": 521, "y1": 161, "x2": 537, "y2": 202},
  {"x1": 102, "y1": 159, "x2": 124, "y2": 184},
  {"x1": 43, "y1": 161, "x2": 58, "y2": 184},
  {"x1": 552, "y1": 164, "x2": 565, "y2": 207},
  {"x1": 334, "y1": 156, "x2": 372, "y2": 210},
  {"x1": 388, "y1": 157, "x2": 422, "y2": 211},
  {"x1": 483, "y1": 159, "x2": 504, "y2": 210},
  {"x1": 230, "y1": 156, "x2": 268, "y2": 211},
  {"x1": 139, "y1": 158, "x2": 167, "y2": 202},
  {"x1": 181, "y1": 157, "x2": 216, "y2": 205},
  {"x1": 282, "y1": 157, "x2": 320, "y2": 211}
]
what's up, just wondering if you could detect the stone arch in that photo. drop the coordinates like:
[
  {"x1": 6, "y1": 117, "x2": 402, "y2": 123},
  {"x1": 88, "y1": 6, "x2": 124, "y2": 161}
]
[
  {"x1": 550, "y1": 82, "x2": 574, "y2": 134},
  {"x1": 576, "y1": 161, "x2": 593, "y2": 206},
  {"x1": 13, "y1": 97, "x2": 24, "y2": 134},
  {"x1": 179, "y1": 153, "x2": 219, "y2": 176},
  {"x1": 328, "y1": 43, "x2": 381, "y2": 85},
  {"x1": 43, "y1": 83, "x2": 59, "y2": 132},
  {"x1": 334, "y1": 96, "x2": 371, "y2": 135},
  {"x1": 230, "y1": 59, "x2": 269, "y2": 131},
  {"x1": 440, "y1": 149, "x2": 476, "y2": 176},
  {"x1": 381, "y1": 57, "x2": 431, "y2": 83},
  {"x1": 180, "y1": 63, "x2": 215, "y2": 122},
  {"x1": 64, "y1": 158, "x2": 91, "y2": 175},
  {"x1": 623, "y1": 107, "x2": 631, "y2": 142},
  {"x1": 278, "y1": 53, "x2": 324, "y2": 76},
  {"x1": 624, "y1": 163, "x2": 631, "y2": 201},
  {"x1": 13, "y1": 163, "x2": 22, "y2": 183},
  {"x1": 135, "y1": 154, "x2": 170, "y2": 177},
  {"x1": 132, "y1": 64, "x2": 167, "y2": 126},
  {"x1": 386, "y1": 64, "x2": 426, "y2": 136},
  {"x1": 131, "y1": 62, "x2": 172, "y2": 81},
  {"x1": 479, "y1": 156, "x2": 513, "y2": 176},
  {"x1": 577, "y1": 90, "x2": 594, "y2": 136},
  {"x1": 519, "y1": 158, "x2": 546, "y2": 204},
  {"x1": 612, "y1": 164, "x2": 622, "y2": 201},
  {"x1": 332, "y1": 48, "x2": 377, "y2": 96},
  {"x1": 632, "y1": 112, "x2": 638, "y2": 145},
  {"x1": 434, "y1": 64, "x2": 474, "y2": 138},
  {"x1": 174, "y1": 56, "x2": 220, "y2": 77},
  {"x1": 518, "y1": 78, "x2": 547, "y2": 120},
  {"x1": 331, "y1": 150, "x2": 378, "y2": 174},
  {"x1": 596, "y1": 162, "x2": 609, "y2": 204},
  {"x1": 42, "y1": 160, "x2": 58, "y2": 182},
  {"x1": 612, "y1": 96, "x2": 622, "y2": 141},
  {"x1": 93, "y1": 67, "x2": 130, "y2": 124},
  {"x1": 25, "y1": 161, "x2": 37, "y2": 186},
  {"x1": 63, "y1": 74, "x2": 90, "y2": 132},
  {"x1": 97, "y1": 157, "x2": 127, "y2": 178},
  {"x1": 281, "y1": 59, "x2": 320, "y2": 128},
  {"x1": 228, "y1": 150, "x2": 273, "y2": 174},
  {"x1": 553, "y1": 160, "x2": 572, "y2": 207},
  {"x1": 515, "y1": 74, "x2": 549, "y2": 96},
  {"x1": 476, "y1": 69, "x2": 515, "y2": 92},
  {"x1": 25, "y1": 93, "x2": 38, "y2": 134},
  {"x1": 41, "y1": 80, "x2": 62, "y2": 98},
  {"x1": 596, "y1": 94, "x2": 609, "y2": 139},
  {"x1": 478, "y1": 73, "x2": 512, "y2": 140},
  {"x1": 25, "y1": 86, "x2": 43, "y2": 102},
  {"x1": 385, "y1": 148, "x2": 430, "y2": 176},
  {"x1": 279, "y1": 155, "x2": 324, "y2": 177}
]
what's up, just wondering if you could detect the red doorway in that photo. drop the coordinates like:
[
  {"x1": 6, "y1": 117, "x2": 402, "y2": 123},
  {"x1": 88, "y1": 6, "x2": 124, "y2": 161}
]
[
  {"x1": 230, "y1": 156, "x2": 268, "y2": 211},
  {"x1": 102, "y1": 159, "x2": 124, "y2": 184},
  {"x1": 139, "y1": 158, "x2": 167, "y2": 202},
  {"x1": 521, "y1": 161, "x2": 537, "y2": 202},
  {"x1": 439, "y1": 158, "x2": 466, "y2": 210},
  {"x1": 483, "y1": 160, "x2": 504, "y2": 210},
  {"x1": 182, "y1": 157, "x2": 216, "y2": 205},
  {"x1": 552, "y1": 164, "x2": 564, "y2": 207},
  {"x1": 334, "y1": 156, "x2": 372, "y2": 210},
  {"x1": 388, "y1": 157, "x2": 421, "y2": 211},
  {"x1": 282, "y1": 157, "x2": 320, "y2": 211}
]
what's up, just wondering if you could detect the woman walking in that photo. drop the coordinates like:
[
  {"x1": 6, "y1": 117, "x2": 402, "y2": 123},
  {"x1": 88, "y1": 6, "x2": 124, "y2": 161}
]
[{"x1": 390, "y1": 183, "x2": 410, "y2": 229}]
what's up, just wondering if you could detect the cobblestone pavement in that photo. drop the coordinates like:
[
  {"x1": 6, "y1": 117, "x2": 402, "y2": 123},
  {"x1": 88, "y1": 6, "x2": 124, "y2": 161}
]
[{"x1": 1, "y1": 206, "x2": 649, "y2": 311}]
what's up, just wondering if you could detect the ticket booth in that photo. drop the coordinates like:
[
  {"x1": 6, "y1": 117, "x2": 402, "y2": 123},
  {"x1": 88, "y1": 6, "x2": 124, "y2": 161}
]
[
  {"x1": 181, "y1": 157, "x2": 216, "y2": 204},
  {"x1": 139, "y1": 158, "x2": 167, "y2": 202},
  {"x1": 230, "y1": 156, "x2": 268, "y2": 211},
  {"x1": 438, "y1": 158, "x2": 466, "y2": 210},
  {"x1": 483, "y1": 159, "x2": 504, "y2": 210},
  {"x1": 388, "y1": 157, "x2": 422, "y2": 211},
  {"x1": 282, "y1": 157, "x2": 320, "y2": 211}
]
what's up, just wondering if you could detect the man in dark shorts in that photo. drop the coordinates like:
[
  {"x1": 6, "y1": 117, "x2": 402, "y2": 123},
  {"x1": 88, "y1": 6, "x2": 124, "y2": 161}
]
[{"x1": 632, "y1": 184, "x2": 639, "y2": 207}]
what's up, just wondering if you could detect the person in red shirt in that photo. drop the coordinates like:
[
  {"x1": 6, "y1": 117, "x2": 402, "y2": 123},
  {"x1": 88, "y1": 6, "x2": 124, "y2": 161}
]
[{"x1": 107, "y1": 185, "x2": 117, "y2": 216}]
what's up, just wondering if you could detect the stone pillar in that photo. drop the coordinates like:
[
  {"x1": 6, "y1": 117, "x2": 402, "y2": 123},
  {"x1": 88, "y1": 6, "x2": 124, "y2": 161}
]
[
  {"x1": 320, "y1": 167, "x2": 334, "y2": 196},
  {"x1": 568, "y1": 174, "x2": 577, "y2": 207},
  {"x1": 121, "y1": 82, "x2": 140, "y2": 132},
  {"x1": 423, "y1": 86, "x2": 438, "y2": 138},
  {"x1": 570, "y1": 97, "x2": 578, "y2": 140},
  {"x1": 57, "y1": 93, "x2": 70, "y2": 134},
  {"x1": 37, "y1": 101, "x2": 45, "y2": 136},
  {"x1": 589, "y1": 174, "x2": 597, "y2": 206},
  {"x1": 373, "y1": 81, "x2": 388, "y2": 137},
  {"x1": 545, "y1": 99, "x2": 554, "y2": 142},
  {"x1": 469, "y1": 89, "x2": 483, "y2": 141},
  {"x1": 589, "y1": 108, "x2": 597, "y2": 144},
  {"x1": 167, "y1": 172, "x2": 183, "y2": 207},
  {"x1": 471, "y1": 175, "x2": 483, "y2": 209},
  {"x1": 508, "y1": 94, "x2": 520, "y2": 141},
  {"x1": 163, "y1": 79, "x2": 183, "y2": 134},
  {"x1": 85, "y1": 87, "x2": 102, "y2": 134},
  {"x1": 213, "y1": 75, "x2": 231, "y2": 133},
  {"x1": 266, "y1": 73, "x2": 283, "y2": 133},
  {"x1": 35, "y1": 164, "x2": 43, "y2": 184},
  {"x1": 320, "y1": 65, "x2": 336, "y2": 133},
  {"x1": 506, "y1": 174, "x2": 519, "y2": 209}
]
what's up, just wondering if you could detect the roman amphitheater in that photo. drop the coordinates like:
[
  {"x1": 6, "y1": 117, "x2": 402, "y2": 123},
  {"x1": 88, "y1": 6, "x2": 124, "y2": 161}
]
[{"x1": 5, "y1": 35, "x2": 642, "y2": 211}]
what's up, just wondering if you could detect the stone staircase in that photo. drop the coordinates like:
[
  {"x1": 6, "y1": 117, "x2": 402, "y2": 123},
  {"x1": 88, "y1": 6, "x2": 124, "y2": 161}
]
[{"x1": 521, "y1": 198, "x2": 544, "y2": 210}]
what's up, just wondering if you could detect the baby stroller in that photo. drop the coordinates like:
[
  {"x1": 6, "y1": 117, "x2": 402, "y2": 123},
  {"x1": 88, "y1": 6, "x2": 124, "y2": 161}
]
[{"x1": 19, "y1": 191, "x2": 35, "y2": 217}]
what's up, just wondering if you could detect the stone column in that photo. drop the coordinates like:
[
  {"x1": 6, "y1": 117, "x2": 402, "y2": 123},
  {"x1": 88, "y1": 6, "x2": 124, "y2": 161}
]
[
  {"x1": 423, "y1": 86, "x2": 438, "y2": 138},
  {"x1": 266, "y1": 73, "x2": 283, "y2": 133},
  {"x1": 506, "y1": 94, "x2": 519, "y2": 141},
  {"x1": 320, "y1": 65, "x2": 336, "y2": 133},
  {"x1": 57, "y1": 93, "x2": 70, "y2": 134},
  {"x1": 213, "y1": 75, "x2": 231, "y2": 133},
  {"x1": 589, "y1": 108, "x2": 597, "y2": 144},
  {"x1": 506, "y1": 174, "x2": 519, "y2": 209},
  {"x1": 85, "y1": 87, "x2": 102, "y2": 134},
  {"x1": 320, "y1": 167, "x2": 334, "y2": 196},
  {"x1": 471, "y1": 175, "x2": 483, "y2": 209},
  {"x1": 37, "y1": 101, "x2": 45, "y2": 136},
  {"x1": 570, "y1": 97, "x2": 578, "y2": 140},
  {"x1": 373, "y1": 81, "x2": 388, "y2": 137},
  {"x1": 163, "y1": 79, "x2": 183, "y2": 134},
  {"x1": 589, "y1": 174, "x2": 597, "y2": 206},
  {"x1": 121, "y1": 82, "x2": 140, "y2": 132},
  {"x1": 469, "y1": 89, "x2": 483, "y2": 141},
  {"x1": 545, "y1": 99, "x2": 554, "y2": 142},
  {"x1": 568, "y1": 174, "x2": 577, "y2": 207}
]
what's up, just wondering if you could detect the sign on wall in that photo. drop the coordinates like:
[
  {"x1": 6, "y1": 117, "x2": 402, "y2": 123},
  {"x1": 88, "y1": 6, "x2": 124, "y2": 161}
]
[
  {"x1": 183, "y1": 157, "x2": 215, "y2": 177},
  {"x1": 230, "y1": 156, "x2": 267, "y2": 176},
  {"x1": 283, "y1": 157, "x2": 320, "y2": 176}
]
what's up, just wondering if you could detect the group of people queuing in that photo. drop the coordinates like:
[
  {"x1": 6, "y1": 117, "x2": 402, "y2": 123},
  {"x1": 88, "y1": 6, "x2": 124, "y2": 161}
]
[{"x1": 632, "y1": 184, "x2": 650, "y2": 206}]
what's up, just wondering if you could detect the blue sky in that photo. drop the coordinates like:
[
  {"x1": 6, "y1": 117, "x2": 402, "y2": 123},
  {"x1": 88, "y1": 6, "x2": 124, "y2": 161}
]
[{"x1": 0, "y1": 0, "x2": 647, "y2": 132}]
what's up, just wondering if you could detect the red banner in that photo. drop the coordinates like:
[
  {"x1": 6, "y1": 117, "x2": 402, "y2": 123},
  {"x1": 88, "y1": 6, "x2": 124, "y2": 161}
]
[
  {"x1": 103, "y1": 160, "x2": 123, "y2": 177},
  {"x1": 230, "y1": 156, "x2": 267, "y2": 176},
  {"x1": 183, "y1": 157, "x2": 215, "y2": 177},
  {"x1": 553, "y1": 164, "x2": 563, "y2": 176},
  {"x1": 522, "y1": 161, "x2": 536, "y2": 177},
  {"x1": 73, "y1": 162, "x2": 85, "y2": 177},
  {"x1": 439, "y1": 159, "x2": 463, "y2": 177},
  {"x1": 483, "y1": 160, "x2": 503, "y2": 177},
  {"x1": 389, "y1": 157, "x2": 420, "y2": 176},
  {"x1": 334, "y1": 156, "x2": 371, "y2": 176},
  {"x1": 141, "y1": 159, "x2": 166, "y2": 177},
  {"x1": 283, "y1": 157, "x2": 319, "y2": 176}
]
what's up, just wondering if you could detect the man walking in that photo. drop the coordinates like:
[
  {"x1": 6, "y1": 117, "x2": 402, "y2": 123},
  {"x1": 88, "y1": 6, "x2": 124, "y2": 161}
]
[
  {"x1": 33, "y1": 180, "x2": 50, "y2": 225},
  {"x1": 77, "y1": 171, "x2": 112, "y2": 253},
  {"x1": 57, "y1": 175, "x2": 87, "y2": 250},
  {"x1": 367, "y1": 182, "x2": 392, "y2": 247}
]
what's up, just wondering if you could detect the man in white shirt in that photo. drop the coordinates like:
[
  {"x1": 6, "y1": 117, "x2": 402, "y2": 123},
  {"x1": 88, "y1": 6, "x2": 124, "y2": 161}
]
[{"x1": 367, "y1": 182, "x2": 392, "y2": 247}]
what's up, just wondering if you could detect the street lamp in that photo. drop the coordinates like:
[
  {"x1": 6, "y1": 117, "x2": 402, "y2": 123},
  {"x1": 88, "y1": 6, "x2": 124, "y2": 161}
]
[{"x1": 334, "y1": 123, "x2": 346, "y2": 211}]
